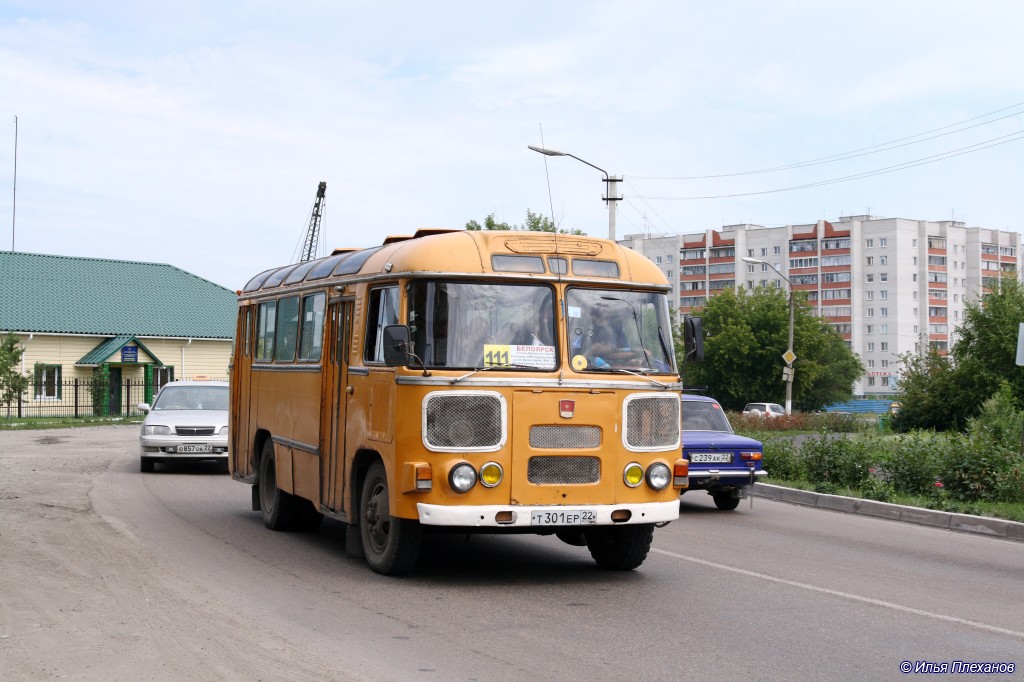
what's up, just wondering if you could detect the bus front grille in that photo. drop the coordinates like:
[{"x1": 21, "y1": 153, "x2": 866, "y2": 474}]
[
  {"x1": 528, "y1": 456, "x2": 600, "y2": 484},
  {"x1": 529, "y1": 425, "x2": 601, "y2": 449},
  {"x1": 624, "y1": 395, "x2": 680, "y2": 449},
  {"x1": 424, "y1": 393, "x2": 504, "y2": 450}
]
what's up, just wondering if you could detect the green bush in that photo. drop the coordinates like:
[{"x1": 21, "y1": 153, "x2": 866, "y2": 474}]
[
  {"x1": 938, "y1": 432, "x2": 1024, "y2": 503},
  {"x1": 800, "y1": 433, "x2": 873, "y2": 489},
  {"x1": 761, "y1": 437, "x2": 803, "y2": 481},
  {"x1": 876, "y1": 432, "x2": 946, "y2": 497}
]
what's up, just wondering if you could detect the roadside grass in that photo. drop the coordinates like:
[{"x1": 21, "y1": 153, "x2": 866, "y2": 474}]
[{"x1": 0, "y1": 416, "x2": 143, "y2": 431}]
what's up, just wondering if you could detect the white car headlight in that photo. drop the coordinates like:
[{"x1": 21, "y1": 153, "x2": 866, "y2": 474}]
[
  {"x1": 219, "y1": 426, "x2": 229, "y2": 435},
  {"x1": 143, "y1": 425, "x2": 171, "y2": 435}
]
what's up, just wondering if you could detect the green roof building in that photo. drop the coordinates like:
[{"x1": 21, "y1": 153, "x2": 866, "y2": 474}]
[{"x1": 1, "y1": 252, "x2": 238, "y2": 416}]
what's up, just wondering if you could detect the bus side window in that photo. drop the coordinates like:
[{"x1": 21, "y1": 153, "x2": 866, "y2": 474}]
[
  {"x1": 256, "y1": 301, "x2": 276, "y2": 361},
  {"x1": 365, "y1": 286, "x2": 399, "y2": 363}
]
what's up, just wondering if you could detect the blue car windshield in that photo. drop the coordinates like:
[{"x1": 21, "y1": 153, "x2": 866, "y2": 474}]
[{"x1": 682, "y1": 400, "x2": 733, "y2": 432}]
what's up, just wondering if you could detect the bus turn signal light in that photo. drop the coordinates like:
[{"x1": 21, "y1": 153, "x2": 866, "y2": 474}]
[
  {"x1": 674, "y1": 459, "x2": 689, "y2": 489},
  {"x1": 416, "y1": 464, "x2": 433, "y2": 491}
]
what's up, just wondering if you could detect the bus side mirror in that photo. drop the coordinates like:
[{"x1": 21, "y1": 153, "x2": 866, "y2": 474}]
[
  {"x1": 382, "y1": 325, "x2": 412, "y2": 366},
  {"x1": 683, "y1": 316, "x2": 704, "y2": 362}
]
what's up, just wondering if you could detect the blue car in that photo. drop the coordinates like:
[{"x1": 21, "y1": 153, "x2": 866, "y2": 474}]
[{"x1": 681, "y1": 394, "x2": 767, "y2": 510}]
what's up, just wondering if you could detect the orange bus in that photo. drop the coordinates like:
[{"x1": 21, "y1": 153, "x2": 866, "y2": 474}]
[{"x1": 229, "y1": 229, "x2": 700, "y2": 575}]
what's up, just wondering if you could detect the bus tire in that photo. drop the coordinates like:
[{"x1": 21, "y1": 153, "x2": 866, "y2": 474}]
[
  {"x1": 584, "y1": 524, "x2": 654, "y2": 571},
  {"x1": 259, "y1": 440, "x2": 299, "y2": 531},
  {"x1": 712, "y1": 491, "x2": 741, "y2": 511},
  {"x1": 359, "y1": 461, "x2": 420, "y2": 576}
]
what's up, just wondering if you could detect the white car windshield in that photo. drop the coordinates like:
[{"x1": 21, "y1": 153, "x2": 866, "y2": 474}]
[{"x1": 153, "y1": 386, "x2": 229, "y2": 411}]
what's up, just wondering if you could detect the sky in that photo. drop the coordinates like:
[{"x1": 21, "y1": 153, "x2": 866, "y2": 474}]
[{"x1": 1, "y1": 0, "x2": 1022, "y2": 291}]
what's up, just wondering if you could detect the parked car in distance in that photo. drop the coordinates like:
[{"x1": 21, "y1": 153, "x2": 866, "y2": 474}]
[
  {"x1": 138, "y1": 380, "x2": 229, "y2": 473},
  {"x1": 743, "y1": 402, "x2": 785, "y2": 418},
  {"x1": 682, "y1": 394, "x2": 766, "y2": 510}
]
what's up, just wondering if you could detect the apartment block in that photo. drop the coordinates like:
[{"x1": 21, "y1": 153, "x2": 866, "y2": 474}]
[{"x1": 619, "y1": 216, "x2": 1022, "y2": 398}]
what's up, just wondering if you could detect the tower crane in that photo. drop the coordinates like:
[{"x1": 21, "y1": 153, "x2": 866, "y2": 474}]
[{"x1": 298, "y1": 181, "x2": 327, "y2": 263}]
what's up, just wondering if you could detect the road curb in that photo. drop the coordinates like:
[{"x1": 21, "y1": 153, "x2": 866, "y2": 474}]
[{"x1": 752, "y1": 483, "x2": 1024, "y2": 542}]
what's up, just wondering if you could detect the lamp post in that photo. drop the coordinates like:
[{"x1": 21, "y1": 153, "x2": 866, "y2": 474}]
[
  {"x1": 527, "y1": 145, "x2": 621, "y2": 240},
  {"x1": 742, "y1": 257, "x2": 795, "y2": 415}
]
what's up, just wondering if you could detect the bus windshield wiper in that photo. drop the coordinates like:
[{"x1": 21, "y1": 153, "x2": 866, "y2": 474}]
[
  {"x1": 591, "y1": 366, "x2": 670, "y2": 388},
  {"x1": 449, "y1": 363, "x2": 543, "y2": 385}
]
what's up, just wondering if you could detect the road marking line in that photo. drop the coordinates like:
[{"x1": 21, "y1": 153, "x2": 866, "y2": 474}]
[{"x1": 652, "y1": 548, "x2": 1024, "y2": 640}]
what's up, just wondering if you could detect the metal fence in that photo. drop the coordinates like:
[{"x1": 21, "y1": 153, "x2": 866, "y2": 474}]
[{"x1": 1, "y1": 379, "x2": 150, "y2": 421}]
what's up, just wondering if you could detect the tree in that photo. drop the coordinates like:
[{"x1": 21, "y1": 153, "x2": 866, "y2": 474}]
[
  {"x1": 893, "y1": 278, "x2": 1024, "y2": 432},
  {"x1": 677, "y1": 287, "x2": 862, "y2": 412},
  {"x1": 0, "y1": 333, "x2": 30, "y2": 416},
  {"x1": 466, "y1": 210, "x2": 585, "y2": 235}
]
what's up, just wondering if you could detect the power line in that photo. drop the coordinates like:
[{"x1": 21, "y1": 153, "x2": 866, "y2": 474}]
[
  {"x1": 630, "y1": 100, "x2": 1024, "y2": 180},
  {"x1": 628, "y1": 131, "x2": 1024, "y2": 201}
]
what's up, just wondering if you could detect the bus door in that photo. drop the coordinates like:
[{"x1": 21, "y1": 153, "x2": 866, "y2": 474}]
[
  {"x1": 232, "y1": 306, "x2": 254, "y2": 478},
  {"x1": 321, "y1": 299, "x2": 353, "y2": 514}
]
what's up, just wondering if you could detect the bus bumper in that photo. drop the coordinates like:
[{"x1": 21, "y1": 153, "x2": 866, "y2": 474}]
[{"x1": 416, "y1": 500, "x2": 679, "y2": 528}]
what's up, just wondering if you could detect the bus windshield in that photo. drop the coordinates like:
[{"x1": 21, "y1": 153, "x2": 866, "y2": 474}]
[
  {"x1": 409, "y1": 281, "x2": 557, "y2": 370},
  {"x1": 566, "y1": 288, "x2": 676, "y2": 373}
]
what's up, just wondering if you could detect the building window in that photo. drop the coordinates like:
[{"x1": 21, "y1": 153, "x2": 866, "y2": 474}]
[
  {"x1": 880, "y1": 273, "x2": 888, "y2": 282},
  {"x1": 880, "y1": 307, "x2": 888, "y2": 317},
  {"x1": 879, "y1": 238, "x2": 888, "y2": 247},
  {"x1": 879, "y1": 255, "x2": 888, "y2": 265},
  {"x1": 34, "y1": 364, "x2": 62, "y2": 400},
  {"x1": 881, "y1": 377, "x2": 890, "y2": 387},
  {"x1": 747, "y1": 264, "x2": 755, "y2": 274},
  {"x1": 866, "y1": 325, "x2": 874, "y2": 334},
  {"x1": 773, "y1": 246, "x2": 781, "y2": 255},
  {"x1": 656, "y1": 256, "x2": 662, "y2": 263},
  {"x1": 880, "y1": 290, "x2": 888, "y2": 300},
  {"x1": 866, "y1": 308, "x2": 875, "y2": 317},
  {"x1": 880, "y1": 342, "x2": 889, "y2": 351},
  {"x1": 867, "y1": 343, "x2": 875, "y2": 352},
  {"x1": 881, "y1": 360, "x2": 889, "y2": 368},
  {"x1": 154, "y1": 366, "x2": 174, "y2": 391},
  {"x1": 880, "y1": 324, "x2": 888, "y2": 334},
  {"x1": 760, "y1": 248, "x2": 768, "y2": 256},
  {"x1": 865, "y1": 291, "x2": 874, "y2": 301},
  {"x1": 867, "y1": 360, "x2": 875, "y2": 368},
  {"x1": 865, "y1": 273, "x2": 874, "y2": 283},
  {"x1": 866, "y1": 239, "x2": 874, "y2": 248},
  {"x1": 747, "y1": 249, "x2": 754, "y2": 257},
  {"x1": 866, "y1": 256, "x2": 874, "y2": 265},
  {"x1": 867, "y1": 377, "x2": 876, "y2": 386},
  {"x1": 667, "y1": 255, "x2": 673, "y2": 263}
]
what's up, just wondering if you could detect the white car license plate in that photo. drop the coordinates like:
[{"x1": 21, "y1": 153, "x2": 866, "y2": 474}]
[
  {"x1": 177, "y1": 444, "x2": 212, "y2": 454},
  {"x1": 531, "y1": 510, "x2": 598, "y2": 526},
  {"x1": 689, "y1": 452, "x2": 733, "y2": 464}
]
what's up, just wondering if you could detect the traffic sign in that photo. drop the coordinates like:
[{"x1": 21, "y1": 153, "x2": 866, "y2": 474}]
[{"x1": 782, "y1": 349, "x2": 796, "y2": 365}]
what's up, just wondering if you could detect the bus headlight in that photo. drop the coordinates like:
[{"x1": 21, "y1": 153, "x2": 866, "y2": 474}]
[
  {"x1": 623, "y1": 462, "x2": 644, "y2": 488},
  {"x1": 646, "y1": 462, "x2": 671, "y2": 491},
  {"x1": 479, "y1": 462, "x2": 503, "y2": 488},
  {"x1": 448, "y1": 462, "x2": 477, "y2": 492}
]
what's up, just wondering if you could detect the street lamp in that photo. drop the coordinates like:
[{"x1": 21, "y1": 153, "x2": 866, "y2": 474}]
[
  {"x1": 527, "y1": 145, "x2": 621, "y2": 240},
  {"x1": 742, "y1": 256, "x2": 796, "y2": 415}
]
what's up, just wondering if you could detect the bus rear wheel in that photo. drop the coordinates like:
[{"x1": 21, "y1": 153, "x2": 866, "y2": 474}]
[
  {"x1": 584, "y1": 524, "x2": 654, "y2": 570},
  {"x1": 359, "y1": 462, "x2": 421, "y2": 576},
  {"x1": 259, "y1": 440, "x2": 300, "y2": 531}
]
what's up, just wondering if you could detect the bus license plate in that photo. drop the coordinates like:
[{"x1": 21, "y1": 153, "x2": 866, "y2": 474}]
[
  {"x1": 530, "y1": 510, "x2": 597, "y2": 526},
  {"x1": 177, "y1": 445, "x2": 212, "y2": 454}
]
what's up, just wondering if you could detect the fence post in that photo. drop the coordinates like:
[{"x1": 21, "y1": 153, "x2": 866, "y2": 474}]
[{"x1": 17, "y1": 391, "x2": 23, "y2": 419}]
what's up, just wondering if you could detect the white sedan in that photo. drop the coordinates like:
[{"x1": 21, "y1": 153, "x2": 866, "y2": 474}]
[{"x1": 138, "y1": 381, "x2": 229, "y2": 473}]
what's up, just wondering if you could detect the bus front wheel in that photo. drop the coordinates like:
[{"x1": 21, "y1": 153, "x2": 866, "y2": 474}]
[
  {"x1": 584, "y1": 524, "x2": 654, "y2": 570},
  {"x1": 359, "y1": 462, "x2": 421, "y2": 576},
  {"x1": 259, "y1": 440, "x2": 300, "y2": 531}
]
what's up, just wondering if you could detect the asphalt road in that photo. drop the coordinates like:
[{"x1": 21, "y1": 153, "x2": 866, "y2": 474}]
[{"x1": 1, "y1": 425, "x2": 1022, "y2": 681}]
